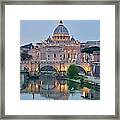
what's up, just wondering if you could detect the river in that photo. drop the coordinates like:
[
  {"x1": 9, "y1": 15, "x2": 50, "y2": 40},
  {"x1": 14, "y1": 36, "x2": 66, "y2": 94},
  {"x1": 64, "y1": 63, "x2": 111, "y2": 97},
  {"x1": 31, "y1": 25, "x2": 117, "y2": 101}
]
[{"x1": 20, "y1": 73, "x2": 100, "y2": 100}]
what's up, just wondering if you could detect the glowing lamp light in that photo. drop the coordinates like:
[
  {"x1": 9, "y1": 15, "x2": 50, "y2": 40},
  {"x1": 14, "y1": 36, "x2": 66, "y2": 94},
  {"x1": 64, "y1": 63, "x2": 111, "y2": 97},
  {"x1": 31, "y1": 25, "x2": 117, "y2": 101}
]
[
  {"x1": 36, "y1": 84, "x2": 39, "y2": 92},
  {"x1": 61, "y1": 85, "x2": 65, "y2": 92},
  {"x1": 32, "y1": 84, "x2": 36, "y2": 92},
  {"x1": 55, "y1": 81, "x2": 58, "y2": 87},
  {"x1": 36, "y1": 65, "x2": 39, "y2": 71},
  {"x1": 82, "y1": 87, "x2": 90, "y2": 94},
  {"x1": 83, "y1": 64, "x2": 91, "y2": 72},
  {"x1": 36, "y1": 84, "x2": 38, "y2": 89},
  {"x1": 64, "y1": 65, "x2": 68, "y2": 72},
  {"x1": 27, "y1": 84, "x2": 32, "y2": 92},
  {"x1": 64, "y1": 84, "x2": 68, "y2": 93},
  {"x1": 56, "y1": 84, "x2": 60, "y2": 92},
  {"x1": 40, "y1": 81, "x2": 43, "y2": 85}
]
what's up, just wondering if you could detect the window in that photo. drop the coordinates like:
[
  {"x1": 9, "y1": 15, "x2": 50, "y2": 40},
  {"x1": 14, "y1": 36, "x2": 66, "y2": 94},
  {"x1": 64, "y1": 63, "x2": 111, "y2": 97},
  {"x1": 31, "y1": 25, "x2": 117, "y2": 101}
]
[
  {"x1": 68, "y1": 53, "x2": 70, "y2": 58},
  {"x1": 64, "y1": 54, "x2": 65, "y2": 59},
  {"x1": 54, "y1": 54, "x2": 56, "y2": 58}
]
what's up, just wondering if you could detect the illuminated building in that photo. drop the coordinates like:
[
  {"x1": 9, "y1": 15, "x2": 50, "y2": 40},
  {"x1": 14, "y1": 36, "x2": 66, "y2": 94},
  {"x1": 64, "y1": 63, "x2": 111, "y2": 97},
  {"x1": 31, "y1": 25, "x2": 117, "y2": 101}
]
[{"x1": 21, "y1": 20, "x2": 81, "y2": 72}]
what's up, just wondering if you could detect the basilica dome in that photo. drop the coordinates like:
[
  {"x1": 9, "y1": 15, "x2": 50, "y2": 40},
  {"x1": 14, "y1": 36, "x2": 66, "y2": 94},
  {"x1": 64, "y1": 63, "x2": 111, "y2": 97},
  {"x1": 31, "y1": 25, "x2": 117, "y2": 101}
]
[
  {"x1": 53, "y1": 20, "x2": 69, "y2": 35},
  {"x1": 52, "y1": 20, "x2": 70, "y2": 41}
]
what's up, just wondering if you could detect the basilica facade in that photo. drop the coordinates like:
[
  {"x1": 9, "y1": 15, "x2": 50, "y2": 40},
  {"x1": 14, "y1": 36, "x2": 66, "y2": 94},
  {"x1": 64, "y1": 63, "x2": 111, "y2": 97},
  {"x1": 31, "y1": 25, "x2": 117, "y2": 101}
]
[
  {"x1": 32, "y1": 20, "x2": 80, "y2": 64},
  {"x1": 21, "y1": 20, "x2": 81, "y2": 72}
]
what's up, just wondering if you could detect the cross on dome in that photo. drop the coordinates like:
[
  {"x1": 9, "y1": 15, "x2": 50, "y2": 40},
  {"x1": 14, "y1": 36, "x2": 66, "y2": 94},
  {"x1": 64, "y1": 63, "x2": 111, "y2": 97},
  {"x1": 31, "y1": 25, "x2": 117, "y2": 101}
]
[{"x1": 59, "y1": 20, "x2": 63, "y2": 24}]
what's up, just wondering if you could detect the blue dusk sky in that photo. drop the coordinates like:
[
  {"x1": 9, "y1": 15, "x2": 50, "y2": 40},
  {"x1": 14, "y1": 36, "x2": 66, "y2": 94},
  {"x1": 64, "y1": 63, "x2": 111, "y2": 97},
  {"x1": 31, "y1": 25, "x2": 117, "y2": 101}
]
[{"x1": 20, "y1": 20, "x2": 100, "y2": 45}]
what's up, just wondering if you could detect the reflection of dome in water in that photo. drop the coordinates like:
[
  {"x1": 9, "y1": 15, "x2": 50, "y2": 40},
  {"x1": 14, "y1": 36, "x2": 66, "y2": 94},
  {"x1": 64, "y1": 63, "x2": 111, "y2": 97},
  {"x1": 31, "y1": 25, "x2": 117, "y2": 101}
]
[{"x1": 53, "y1": 20, "x2": 69, "y2": 35}]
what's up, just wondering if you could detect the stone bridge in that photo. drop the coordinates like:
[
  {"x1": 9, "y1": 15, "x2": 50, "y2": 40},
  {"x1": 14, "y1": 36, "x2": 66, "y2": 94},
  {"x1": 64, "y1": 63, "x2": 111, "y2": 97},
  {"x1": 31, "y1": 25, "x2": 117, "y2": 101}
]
[{"x1": 21, "y1": 60, "x2": 92, "y2": 75}]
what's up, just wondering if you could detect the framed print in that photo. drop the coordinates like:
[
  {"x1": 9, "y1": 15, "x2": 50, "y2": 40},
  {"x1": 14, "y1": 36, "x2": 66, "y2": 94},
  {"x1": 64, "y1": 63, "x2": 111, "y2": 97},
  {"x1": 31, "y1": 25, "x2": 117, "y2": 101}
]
[{"x1": 0, "y1": 0, "x2": 119, "y2": 119}]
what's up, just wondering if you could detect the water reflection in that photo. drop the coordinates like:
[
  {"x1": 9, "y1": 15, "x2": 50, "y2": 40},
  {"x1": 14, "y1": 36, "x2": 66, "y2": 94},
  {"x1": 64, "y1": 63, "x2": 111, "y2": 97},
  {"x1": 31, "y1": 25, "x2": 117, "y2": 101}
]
[
  {"x1": 25, "y1": 78, "x2": 69, "y2": 100},
  {"x1": 20, "y1": 73, "x2": 100, "y2": 100}
]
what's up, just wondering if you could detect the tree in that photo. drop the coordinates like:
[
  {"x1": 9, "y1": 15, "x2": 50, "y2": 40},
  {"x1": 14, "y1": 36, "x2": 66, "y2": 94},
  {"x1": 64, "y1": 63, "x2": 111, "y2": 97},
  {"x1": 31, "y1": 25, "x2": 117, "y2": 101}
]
[
  {"x1": 81, "y1": 46, "x2": 100, "y2": 54},
  {"x1": 20, "y1": 51, "x2": 32, "y2": 61},
  {"x1": 67, "y1": 64, "x2": 79, "y2": 79}
]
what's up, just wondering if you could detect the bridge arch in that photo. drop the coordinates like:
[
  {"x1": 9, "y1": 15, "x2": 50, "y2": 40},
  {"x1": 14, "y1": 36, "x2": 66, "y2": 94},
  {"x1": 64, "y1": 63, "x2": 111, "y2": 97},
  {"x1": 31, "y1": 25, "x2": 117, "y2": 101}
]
[
  {"x1": 76, "y1": 66, "x2": 86, "y2": 75},
  {"x1": 40, "y1": 65, "x2": 58, "y2": 72}
]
